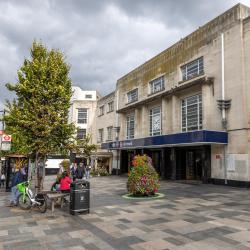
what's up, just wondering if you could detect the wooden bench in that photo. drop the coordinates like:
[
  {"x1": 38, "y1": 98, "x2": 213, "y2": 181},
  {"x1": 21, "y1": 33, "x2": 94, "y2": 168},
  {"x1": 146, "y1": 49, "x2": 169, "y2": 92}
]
[{"x1": 42, "y1": 191, "x2": 70, "y2": 212}]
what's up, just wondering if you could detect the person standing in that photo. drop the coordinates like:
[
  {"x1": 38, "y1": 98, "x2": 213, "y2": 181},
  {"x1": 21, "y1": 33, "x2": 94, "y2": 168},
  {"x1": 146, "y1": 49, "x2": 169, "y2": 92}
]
[
  {"x1": 0, "y1": 172, "x2": 5, "y2": 188},
  {"x1": 70, "y1": 162, "x2": 78, "y2": 181},
  {"x1": 8, "y1": 167, "x2": 24, "y2": 206},
  {"x1": 85, "y1": 164, "x2": 91, "y2": 179}
]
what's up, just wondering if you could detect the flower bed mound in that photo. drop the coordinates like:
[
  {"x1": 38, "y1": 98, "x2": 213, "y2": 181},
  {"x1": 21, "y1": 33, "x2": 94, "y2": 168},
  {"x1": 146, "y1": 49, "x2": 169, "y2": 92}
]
[{"x1": 127, "y1": 155, "x2": 160, "y2": 197}]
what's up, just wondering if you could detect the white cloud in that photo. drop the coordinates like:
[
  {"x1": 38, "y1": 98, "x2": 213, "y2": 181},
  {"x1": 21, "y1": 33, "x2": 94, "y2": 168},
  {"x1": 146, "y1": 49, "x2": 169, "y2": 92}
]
[{"x1": 0, "y1": 0, "x2": 249, "y2": 108}]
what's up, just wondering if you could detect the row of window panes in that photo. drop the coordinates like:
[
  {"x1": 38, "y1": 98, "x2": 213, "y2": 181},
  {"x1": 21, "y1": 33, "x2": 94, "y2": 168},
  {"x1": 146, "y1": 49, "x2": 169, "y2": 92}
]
[
  {"x1": 126, "y1": 114, "x2": 135, "y2": 139},
  {"x1": 181, "y1": 57, "x2": 204, "y2": 81},
  {"x1": 182, "y1": 94, "x2": 202, "y2": 132},
  {"x1": 77, "y1": 108, "x2": 87, "y2": 124},
  {"x1": 126, "y1": 58, "x2": 204, "y2": 104},
  {"x1": 99, "y1": 101, "x2": 114, "y2": 116},
  {"x1": 126, "y1": 93, "x2": 202, "y2": 138},
  {"x1": 98, "y1": 126, "x2": 113, "y2": 142},
  {"x1": 127, "y1": 89, "x2": 138, "y2": 103},
  {"x1": 149, "y1": 76, "x2": 165, "y2": 94},
  {"x1": 149, "y1": 106, "x2": 161, "y2": 136}
]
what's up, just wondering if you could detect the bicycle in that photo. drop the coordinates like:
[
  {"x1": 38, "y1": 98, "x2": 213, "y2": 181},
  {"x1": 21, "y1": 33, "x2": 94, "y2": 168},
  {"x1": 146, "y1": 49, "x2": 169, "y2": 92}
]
[{"x1": 16, "y1": 181, "x2": 47, "y2": 213}]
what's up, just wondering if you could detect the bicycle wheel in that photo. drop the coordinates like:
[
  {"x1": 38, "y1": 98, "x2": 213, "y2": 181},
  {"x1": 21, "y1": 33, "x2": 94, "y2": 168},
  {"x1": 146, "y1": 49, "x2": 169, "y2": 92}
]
[
  {"x1": 17, "y1": 193, "x2": 32, "y2": 210},
  {"x1": 36, "y1": 194, "x2": 47, "y2": 213}
]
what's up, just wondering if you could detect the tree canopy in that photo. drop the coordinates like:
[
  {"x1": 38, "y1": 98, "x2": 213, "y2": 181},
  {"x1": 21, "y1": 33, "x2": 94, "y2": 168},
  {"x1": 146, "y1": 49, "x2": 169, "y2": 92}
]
[{"x1": 3, "y1": 41, "x2": 75, "y2": 158}]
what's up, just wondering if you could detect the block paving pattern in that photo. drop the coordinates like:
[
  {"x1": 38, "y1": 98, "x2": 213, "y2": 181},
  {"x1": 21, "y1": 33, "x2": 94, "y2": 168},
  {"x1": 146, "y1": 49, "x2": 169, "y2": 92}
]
[{"x1": 0, "y1": 176, "x2": 250, "y2": 249}]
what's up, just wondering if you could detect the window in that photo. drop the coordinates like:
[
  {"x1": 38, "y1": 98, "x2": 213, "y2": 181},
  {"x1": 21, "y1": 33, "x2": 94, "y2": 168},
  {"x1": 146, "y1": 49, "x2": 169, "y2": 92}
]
[
  {"x1": 77, "y1": 108, "x2": 87, "y2": 124},
  {"x1": 85, "y1": 94, "x2": 92, "y2": 99},
  {"x1": 127, "y1": 89, "x2": 138, "y2": 103},
  {"x1": 98, "y1": 129, "x2": 104, "y2": 142},
  {"x1": 181, "y1": 57, "x2": 204, "y2": 81},
  {"x1": 107, "y1": 126, "x2": 113, "y2": 141},
  {"x1": 126, "y1": 114, "x2": 135, "y2": 139},
  {"x1": 108, "y1": 101, "x2": 114, "y2": 112},
  {"x1": 182, "y1": 94, "x2": 202, "y2": 132},
  {"x1": 149, "y1": 106, "x2": 161, "y2": 136},
  {"x1": 149, "y1": 76, "x2": 165, "y2": 94},
  {"x1": 77, "y1": 129, "x2": 86, "y2": 140},
  {"x1": 99, "y1": 105, "x2": 104, "y2": 116}
]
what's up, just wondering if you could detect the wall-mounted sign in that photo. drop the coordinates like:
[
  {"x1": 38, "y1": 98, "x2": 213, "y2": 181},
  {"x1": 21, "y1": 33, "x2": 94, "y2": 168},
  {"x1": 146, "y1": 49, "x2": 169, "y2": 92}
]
[
  {"x1": 2, "y1": 134, "x2": 11, "y2": 142},
  {"x1": 1, "y1": 142, "x2": 11, "y2": 151}
]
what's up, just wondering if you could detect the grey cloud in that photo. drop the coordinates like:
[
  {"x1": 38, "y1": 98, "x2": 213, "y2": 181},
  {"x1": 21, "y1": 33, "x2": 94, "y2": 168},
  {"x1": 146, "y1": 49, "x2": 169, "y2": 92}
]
[{"x1": 0, "y1": 0, "x2": 248, "y2": 109}]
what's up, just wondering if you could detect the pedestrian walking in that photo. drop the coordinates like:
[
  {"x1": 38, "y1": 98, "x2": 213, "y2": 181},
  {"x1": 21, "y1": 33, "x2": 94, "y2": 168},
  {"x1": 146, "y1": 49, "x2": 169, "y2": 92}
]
[
  {"x1": 1, "y1": 172, "x2": 5, "y2": 188},
  {"x1": 85, "y1": 164, "x2": 91, "y2": 179},
  {"x1": 7, "y1": 167, "x2": 24, "y2": 206}
]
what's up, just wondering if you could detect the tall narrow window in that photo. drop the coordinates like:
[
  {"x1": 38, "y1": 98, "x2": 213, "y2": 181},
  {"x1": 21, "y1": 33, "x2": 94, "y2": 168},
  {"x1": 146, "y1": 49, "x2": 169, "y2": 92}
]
[
  {"x1": 149, "y1": 106, "x2": 161, "y2": 136},
  {"x1": 77, "y1": 129, "x2": 86, "y2": 140},
  {"x1": 149, "y1": 76, "x2": 165, "y2": 94},
  {"x1": 98, "y1": 129, "x2": 104, "y2": 142},
  {"x1": 127, "y1": 89, "x2": 138, "y2": 103},
  {"x1": 99, "y1": 105, "x2": 104, "y2": 116},
  {"x1": 107, "y1": 126, "x2": 113, "y2": 141},
  {"x1": 108, "y1": 101, "x2": 114, "y2": 112},
  {"x1": 126, "y1": 114, "x2": 135, "y2": 139},
  {"x1": 77, "y1": 108, "x2": 87, "y2": 124},
  {"x1": 182, "y1": 94, "x2": 202, "y2": 132},
  {"x1": 181, "y1": 57, "x2": 204, "y2": 81}
]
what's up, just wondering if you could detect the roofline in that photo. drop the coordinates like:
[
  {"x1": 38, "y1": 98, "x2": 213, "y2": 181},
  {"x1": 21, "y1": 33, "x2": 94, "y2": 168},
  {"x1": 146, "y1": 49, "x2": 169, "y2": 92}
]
[{"x1": 117, "y1": 3, "x2": 250, "y2": 85}]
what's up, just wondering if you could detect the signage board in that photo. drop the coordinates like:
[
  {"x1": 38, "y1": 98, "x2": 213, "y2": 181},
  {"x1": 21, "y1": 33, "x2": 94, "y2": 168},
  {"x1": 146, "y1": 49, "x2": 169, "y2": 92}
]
[
  {"x1": 1, "y1": 142, "x2": 11, "y2": 151},
  {"x1": 2, "y1": 134, "x2": 11, "y2": 142}
]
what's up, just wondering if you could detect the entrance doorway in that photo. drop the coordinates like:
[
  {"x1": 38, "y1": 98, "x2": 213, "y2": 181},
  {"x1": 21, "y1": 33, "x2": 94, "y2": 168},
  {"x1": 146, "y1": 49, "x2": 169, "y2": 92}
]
[
  {"x1": 186, "y1": 150, "x2": 202, "y2": 180},
  {"x1": 176, "y1": 146, "x2": 210, "y2": 182}
]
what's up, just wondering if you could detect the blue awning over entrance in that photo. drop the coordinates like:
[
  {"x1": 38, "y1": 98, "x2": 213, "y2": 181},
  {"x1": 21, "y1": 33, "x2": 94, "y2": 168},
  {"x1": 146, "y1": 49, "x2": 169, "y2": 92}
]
[{"x1": 101, "y1": 130, "x2": 228, "y2": 150}]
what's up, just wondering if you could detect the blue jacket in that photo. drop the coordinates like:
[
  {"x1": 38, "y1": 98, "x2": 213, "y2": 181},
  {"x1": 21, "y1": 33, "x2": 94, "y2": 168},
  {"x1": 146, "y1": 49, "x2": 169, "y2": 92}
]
[{"x1": 11, "y1": 171, "x2": 24, "y2": 187}]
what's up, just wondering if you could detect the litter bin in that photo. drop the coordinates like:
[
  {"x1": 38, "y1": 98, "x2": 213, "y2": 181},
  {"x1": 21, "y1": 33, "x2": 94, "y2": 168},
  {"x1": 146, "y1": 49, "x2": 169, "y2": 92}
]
[{"x1": 70, "y1": 180, "x2": 90, "y2": 215}]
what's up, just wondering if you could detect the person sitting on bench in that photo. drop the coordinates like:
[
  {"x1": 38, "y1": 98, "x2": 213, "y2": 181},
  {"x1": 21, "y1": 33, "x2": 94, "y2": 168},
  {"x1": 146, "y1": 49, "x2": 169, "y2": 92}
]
[{"x1": 60, "y1": 171, "x2": 72, "y2": 193}]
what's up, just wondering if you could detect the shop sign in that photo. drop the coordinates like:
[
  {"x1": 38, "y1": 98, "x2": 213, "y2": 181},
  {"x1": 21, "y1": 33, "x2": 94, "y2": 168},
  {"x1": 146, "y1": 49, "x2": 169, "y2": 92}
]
[
  {"x1": 2, "y1": 134, "x2": 11, "y2": 142},
  {"x1": 1, "y1": 142, "x2": 11, "y2": 151}
]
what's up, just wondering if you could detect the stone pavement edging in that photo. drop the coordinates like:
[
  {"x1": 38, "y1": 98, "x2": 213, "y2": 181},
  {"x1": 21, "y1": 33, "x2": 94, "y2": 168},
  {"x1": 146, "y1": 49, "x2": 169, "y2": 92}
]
[{"x1": 122, "y1": 192, "x2": 165, "y2": 200}]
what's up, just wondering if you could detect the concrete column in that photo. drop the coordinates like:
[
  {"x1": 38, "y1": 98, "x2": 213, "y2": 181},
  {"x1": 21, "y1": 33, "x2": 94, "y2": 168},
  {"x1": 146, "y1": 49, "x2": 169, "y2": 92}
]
[
  {"x1": 119, "y1": 114, "x2": 126, "y2": 140},
  {"x1": 171, "y1": 148, "x2": 176, "y2": 180},
  {"x1": 134, "y1": 108, "x2": 140, "y2": 138},
  {"x1": 172, "y1": 95, "x2": 180, "y2": 133},
  {"x1": 161, "y1": 97, "x2": 167, "y2": 135},
  {"x1": 141, "y1": 105, "x2": 148, "y2": 137}
]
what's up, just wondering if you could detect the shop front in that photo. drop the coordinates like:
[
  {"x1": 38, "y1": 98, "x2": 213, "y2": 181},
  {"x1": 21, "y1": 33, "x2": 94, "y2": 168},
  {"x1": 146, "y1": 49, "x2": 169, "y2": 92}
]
[{"x1": 102, "y1": 130, "x2": 227, "y2": 183}]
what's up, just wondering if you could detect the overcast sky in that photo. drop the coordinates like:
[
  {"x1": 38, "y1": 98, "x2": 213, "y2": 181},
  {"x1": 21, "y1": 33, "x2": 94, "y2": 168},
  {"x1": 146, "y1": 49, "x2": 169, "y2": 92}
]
[{"x1": 0, "y1": 0, "x2": 250, "y2": 109}]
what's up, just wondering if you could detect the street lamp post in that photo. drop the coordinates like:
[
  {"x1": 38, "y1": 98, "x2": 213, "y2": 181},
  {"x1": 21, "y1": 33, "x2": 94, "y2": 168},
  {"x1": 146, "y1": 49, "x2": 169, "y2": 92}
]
[{"x1": 0, "y1": 109, "x2": 5, "y2": 131}]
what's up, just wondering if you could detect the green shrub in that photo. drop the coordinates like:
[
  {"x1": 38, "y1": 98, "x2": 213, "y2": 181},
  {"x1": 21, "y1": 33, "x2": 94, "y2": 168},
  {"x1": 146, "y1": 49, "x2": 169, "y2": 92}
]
[
  {"x1": 127, "y1": 155, "x2": 160, "y2": 196},
  {"x1": 91, "y1": 167, "x2": 109, "y2": 177}
]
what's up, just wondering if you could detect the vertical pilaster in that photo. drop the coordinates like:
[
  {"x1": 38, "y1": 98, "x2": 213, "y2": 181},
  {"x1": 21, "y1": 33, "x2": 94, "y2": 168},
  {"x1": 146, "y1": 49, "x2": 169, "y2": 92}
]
[{"x1": 171, "y1": 148, "x2": 176, "y2": 180}]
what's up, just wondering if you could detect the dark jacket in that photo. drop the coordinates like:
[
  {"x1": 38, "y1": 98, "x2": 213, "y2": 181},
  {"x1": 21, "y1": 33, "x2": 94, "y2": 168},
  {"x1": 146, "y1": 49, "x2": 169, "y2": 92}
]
[{"x1": 11, "y1": 171, "x2": 24, "y2": 187}]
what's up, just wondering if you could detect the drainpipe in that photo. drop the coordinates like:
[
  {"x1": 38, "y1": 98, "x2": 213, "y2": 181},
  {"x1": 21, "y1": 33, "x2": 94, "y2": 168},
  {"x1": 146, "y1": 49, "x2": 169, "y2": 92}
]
[
  {"x1": 115, "y1": 89, "x2": 120, "y2": 175},
  {"x1": 221, "y1": 33, "x2": 227, "y2": 185}
]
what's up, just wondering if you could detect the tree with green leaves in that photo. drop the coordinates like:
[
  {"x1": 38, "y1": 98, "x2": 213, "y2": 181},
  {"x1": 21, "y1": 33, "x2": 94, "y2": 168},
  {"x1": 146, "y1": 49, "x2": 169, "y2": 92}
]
[{"x1": 3, "y1": 41, "x2": 76, "y2": 188}]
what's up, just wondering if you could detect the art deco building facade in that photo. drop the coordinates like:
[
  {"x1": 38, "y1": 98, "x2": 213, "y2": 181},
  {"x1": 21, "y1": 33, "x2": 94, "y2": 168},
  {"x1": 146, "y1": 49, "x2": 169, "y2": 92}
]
[{"x1": 102, "y1": 4, "x2": 250, "y2": 186}]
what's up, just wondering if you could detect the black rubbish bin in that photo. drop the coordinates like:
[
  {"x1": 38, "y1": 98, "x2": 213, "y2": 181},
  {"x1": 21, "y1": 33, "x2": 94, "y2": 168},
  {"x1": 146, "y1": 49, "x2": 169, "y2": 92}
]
[{"x1": 70, "y1": 180, "x2": 90, "y2": 215}]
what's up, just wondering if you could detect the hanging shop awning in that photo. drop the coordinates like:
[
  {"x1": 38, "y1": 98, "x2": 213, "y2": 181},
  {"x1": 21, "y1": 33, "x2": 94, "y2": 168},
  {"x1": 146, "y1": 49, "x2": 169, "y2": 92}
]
[{"x1": 101, "y1": 130, "x2": 228, "y2": 150}]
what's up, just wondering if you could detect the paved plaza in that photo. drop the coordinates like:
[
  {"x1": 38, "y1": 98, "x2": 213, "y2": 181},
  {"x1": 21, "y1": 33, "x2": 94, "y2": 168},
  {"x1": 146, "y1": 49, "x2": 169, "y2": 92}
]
[{"x1": 0, "y1": 176, "x2": 250, "y2": 249}]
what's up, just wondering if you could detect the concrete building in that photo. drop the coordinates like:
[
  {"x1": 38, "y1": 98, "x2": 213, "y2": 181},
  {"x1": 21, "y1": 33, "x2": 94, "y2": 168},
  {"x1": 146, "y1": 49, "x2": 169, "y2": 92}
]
[
  {"x1": 102, "y1": 4, "x2": 250, "y2": 186},
  {"x1": 94, "y1": 91, "x2": 116, "y2": 173},
  {"x1": 69, "y1": 86, "x2": 101, "y2": 143}
]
